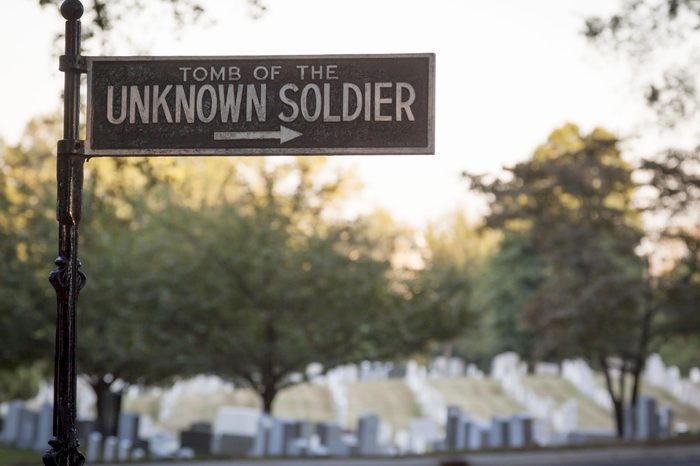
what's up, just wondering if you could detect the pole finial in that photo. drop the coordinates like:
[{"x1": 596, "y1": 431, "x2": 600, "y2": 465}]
[{"x1": 60, "y1": 0, "x2": 84, "y2": 20}]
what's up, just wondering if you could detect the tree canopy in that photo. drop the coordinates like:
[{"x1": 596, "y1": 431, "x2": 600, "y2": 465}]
[{"x1": 466, "y1": 123, "x2": 650, "y2": 436}]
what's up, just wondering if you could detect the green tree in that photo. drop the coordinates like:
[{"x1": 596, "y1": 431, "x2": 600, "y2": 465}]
[
  {"x1": 0, "y1": 115, "x2": 201, "y2": 433},
  {"x1": 640, "y1": 148, "x2": 700, "y2": 369},
  {"x1": 584, "y1": 1, "x2": 700, "y2": 371},
  {"x1": 163, "y1": 158, "x2": 446, "y2": 412},
  {"x1": 584, "y1": 0, "x2": 700, "y2": 128},
  {"x1": 466, "y1": 123, "x2": 650, "y2": 437},
  {"x1": 0, "y1": 119, "x2": 65, "y2": 399},
  {"x1": 470, "y1": 233, "x2": 545, "y2": 365},
  {"x1": 420, "y1": 212, "x2": 499, "y2": 367}
]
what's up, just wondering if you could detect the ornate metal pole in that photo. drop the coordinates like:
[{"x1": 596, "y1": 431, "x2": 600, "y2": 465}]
[{"x1": 44, "y1": 1, "x2": 87, "y2": 465}]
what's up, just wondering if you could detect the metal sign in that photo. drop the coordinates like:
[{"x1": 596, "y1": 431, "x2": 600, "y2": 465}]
[{"x1": 85, "y1": 54, "x2": 435, "y2": 156}]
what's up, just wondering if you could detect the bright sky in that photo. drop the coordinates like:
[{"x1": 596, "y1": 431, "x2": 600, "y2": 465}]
[{"x1": 1, "y1": 0, "x2": 694, "y2": 227}]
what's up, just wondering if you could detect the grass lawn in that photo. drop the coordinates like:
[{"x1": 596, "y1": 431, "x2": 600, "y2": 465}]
[
  {"x1": 642, "y1": 384, "x2": 700, "y2": 431},
  {"x1": 430, "y1": 377, "x2": 523, "y2": 422},
  {"x1": 345, "y1": 379, "x2": 420, "y2": 432},
  {"x1": 0, "y1": 445, "x2": 38, "y2": 466},
  {"x1": 593, "y1": 375, "x2": 700, "y2": 431},
  {"x1": 273, "y1": 383, "x2": 336, "y2": 422},
  {"x1": 523, "y1": 375, "x2": 613, "y2": 429}
]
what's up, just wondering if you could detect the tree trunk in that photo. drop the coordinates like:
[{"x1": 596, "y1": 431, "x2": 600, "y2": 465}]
[
  {"x1": 600, "y1": 356, "x2": 625, "y2": 438},
  {"x1": 92, "y1": 378, "x2": 122, "y2": 437},
  {"x1": 261, "y1": 385, "x2": 278, "y2": 414},
  {"x1": 631, "y1": 306, "x2": 655, "y2": 409}
]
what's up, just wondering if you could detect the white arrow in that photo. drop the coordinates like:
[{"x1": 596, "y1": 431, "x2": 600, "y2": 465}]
[{"x1": 213, "y1": 125, "x2": 303, "y2": 144}]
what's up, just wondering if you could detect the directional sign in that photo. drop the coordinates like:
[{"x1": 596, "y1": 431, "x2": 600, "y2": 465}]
[{"x1": 85, "y1": 54, "x2": 434, "y2": 156}]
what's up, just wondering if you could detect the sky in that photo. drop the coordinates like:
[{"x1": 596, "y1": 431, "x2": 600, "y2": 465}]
[{"x1": 1, "y1": 0, "x2": 695, "y2": 228}]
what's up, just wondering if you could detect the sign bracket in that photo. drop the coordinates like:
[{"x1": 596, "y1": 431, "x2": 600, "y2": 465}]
[{"x1": 58, "y1": 55, "x2": 87, "y2": 74}]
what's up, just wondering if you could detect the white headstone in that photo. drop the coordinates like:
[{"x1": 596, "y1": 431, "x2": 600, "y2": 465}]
[
  {"x1": 214, "y1": 406, "x2": 260, "y2": 436},
  {"x1": 17, "y1": 408, "x2": 39, "y2": 449},
  {"x1": 117, "y1": 439, "x2": 132, "y2": 461},
  {"x1": 509, "y1": 415, "x2": 533, "y2": 448},
  {"x1": 117, "y1": 411, "x2": 140, "y2": 444},
  {"x1": 266, "y1": 418, "x2": 290, "y2": 456},
  {"x1": 249, "y1": 415, "x2": 271, "y2": 457},
  {"x1": 148, "y1": 432, "x2": 178, "y2": 458},
  {"x1": 131, "y1": 448, "x2": 146, "y2": 461},
  {"x1": 33, "y1": 403, "x2": 53, "y2": 452},
  {"x1": 468, "y1": 423, "x2": 490, "y2": 450},
  {"x1": 409, "y1": 418, "x2": 438, "y2": 454},
  {"x1": 103, "y1": 436, "x2": 119, "y2": 462},
  {"x1": 636, "y1": 395, "x2": 658, "y2": 440},
  {"x1": 86, "y1": 432, "x2": 103, "y2": 463},
  {"x1": 445, "y1": 406, "x2": 466, "y2": 451},
  {"x1": 489, "y1": 416, "x2": 509, "y2": 448},
  {"x1": 357, "y1": 414, "x2": 379, "y2": 456},
  {"x1": 690, "y1": 368, "x2": 700, "y2": 384},
  {"x1": 0, "y1": 400, "x2": 24, "y2": 444},
  {"x1": 658, "y1": 406, "x2": 673, "y2": 439}
]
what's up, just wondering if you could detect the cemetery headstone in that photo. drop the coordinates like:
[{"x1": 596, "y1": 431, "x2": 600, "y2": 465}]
[
  {"x1": 131, "y1": 448, "x2": 146, "y2": 461},
  {"x1": 249, "y1": 416, "x2": 271, "y2": 457},
  {"x1": 468, "y1": 424, "x2": 490, "y2": 450},
  {"x1": 117, "y1": 439, "x2": 132, "y2": 461},
  {"x1": 180, "y1": 423, "x2": 213, "y2": 455},
  {"x1": 509, "y1": 415, "x2": 533, "y2": 448},
  {"x1": 357, "y1": 414, "x2": 379, "y2": 456},
  {"x1": 17, "y1": 408, "x2": 39, "y2": 450},
  {"x1": 636, "y1": 395, "x2": 658, "y2": 440},
  {"x1": 214, "y1": 433, "x2": 255, "y2": 456},
  {"x1": 658, "y1": 406, "x2": 673, "y2": 438},
  {"x1": 317, "y1": 422, "x2": 347, "y2": 456},
  {"x1": 117, "y1": 411, "x2": 140, "y2": 444},
  {"x1": 409, "y1": 418, "x2": 438, "y2": 454},
  {"x1": 1, "y1": 400, "x2": 24, "y2": 444},
  {"x1": 214, "y1": 406, "x2": 260, "y2": 436},
  {"x1": 103, "y1": 436, "x2": 119, "y2": 462},
  {"x1": 86, "y1": 432, "x2": 102, "y2": 463},
  {"x1": 76, "y1": 418, "x2": 96, "y2": 446},
  {"x1": 33, "y1": 403, "x2": 53, "y2": 452},
  {"x1": 489, "y1": 416, "x2": 510, "y2": 448},
  {"x1": 445, "y1": 406, "x2": 466, "y2": 451},
  {"x1": 266, "y1": 418, "x2": 287, "y2": 456}
]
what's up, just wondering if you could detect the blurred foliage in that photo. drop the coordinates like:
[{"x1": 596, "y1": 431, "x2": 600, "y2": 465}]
[
  {"x1": 466, "y1": 123, "x2": 650, "y2": 436},
  {"x1": 0, "y1": 116, "x2": 461, "y2": 420},
  {"x1": 584, "y1": 0, "x2": 700, "y2": 378},
  {"x1": 0, "y1": 364, "x2": 43, "y2": 401},
  {"x1": 36, "y1": 0, "x2": 265, "y2": 53},
  {"x1": 584, "y1": 0, "x2": 700, "y2": 128}
]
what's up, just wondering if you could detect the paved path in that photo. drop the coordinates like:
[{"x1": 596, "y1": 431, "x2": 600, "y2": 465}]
[
  {"x1": 106, "y1": 443, "x2": 700, "y2": 466},
  {"x1": 462, "y1": 443, "x2": 700, "y2": 466}
]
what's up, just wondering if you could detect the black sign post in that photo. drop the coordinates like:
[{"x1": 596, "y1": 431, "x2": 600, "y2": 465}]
[
  {"x1": 45, "y1": 2, "x2": 86, "y2": 466},
  {"x1": 46, "y1": 1, "x2": 434, "y2": 465}
]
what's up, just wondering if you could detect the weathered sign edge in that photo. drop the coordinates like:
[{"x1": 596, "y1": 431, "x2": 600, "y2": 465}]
[{"x1": 84, "y1": 53, "x2": 435, "y2": 157}]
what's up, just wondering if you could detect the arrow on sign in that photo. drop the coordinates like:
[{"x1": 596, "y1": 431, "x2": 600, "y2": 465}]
[{"x1": 213, "y1": 126, "x2": 303, "y2": 144}]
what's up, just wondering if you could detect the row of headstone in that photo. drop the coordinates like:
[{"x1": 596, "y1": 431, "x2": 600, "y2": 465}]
[
  {"x1": 0, "y1": 401, "x2": 53, "y2": 452},
  {"x1": 645, "y1": 354, "x2": 700, "y2": 413},
  {"x1": 443, "y1": 406, "x2": 534, "y2": 451},
  {"x1": 621, "y1": 395, "x2": 673, "y2": 440},
  {"x1": 178, "y1": 405, "x2": 385, "y2": 458},
  {"x1": 561, "y1": 359, "x2": 613, "y2": 410},
  {"x1": 84, "y1": 432, "x2": 149, "y2": 463},
  {"x1": 405, "y1": 361, "x2": 447, "y2": 426}
]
